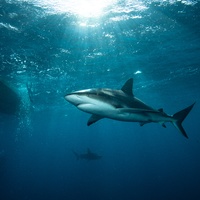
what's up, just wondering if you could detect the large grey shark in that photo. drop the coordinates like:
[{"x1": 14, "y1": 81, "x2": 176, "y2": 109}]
[
  {"x1": 73, "y1": 148, "x2": 102, "y2": 161},
  {"x1": 65, "y1": 78, "x2": 195, "y2": 138}
]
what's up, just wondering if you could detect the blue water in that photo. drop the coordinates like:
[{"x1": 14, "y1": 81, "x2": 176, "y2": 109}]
[{"x1": 0, "y1": 0, "x2": 200, "y2": 199}]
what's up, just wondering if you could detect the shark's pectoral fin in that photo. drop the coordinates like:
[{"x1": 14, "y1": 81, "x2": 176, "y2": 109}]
[
  {"x1": 162, "y1": 123, "x2": 166, "y2": 128},
  {"x1": 87, "y1": 114, "x2": 104, "y2": 126}
]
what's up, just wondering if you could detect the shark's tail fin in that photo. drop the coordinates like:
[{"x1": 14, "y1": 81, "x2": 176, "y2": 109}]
[
  {"x1": 72, "y1": 150, "x2": 80, "y2": 160},
  {"x1": 172, "y1": 103, "x2": 195, "y2": 138}
]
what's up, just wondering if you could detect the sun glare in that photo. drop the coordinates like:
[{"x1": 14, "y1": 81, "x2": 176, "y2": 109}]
[
  {"x1": 41, "y1": 0, "x2": 115, "y2": 18},
  {"x1": 33, "y1": 0, "x2": 148, "y2": 26},
  {"x1": 72, "y1": 0, "x2": 112, "y2": 18}
]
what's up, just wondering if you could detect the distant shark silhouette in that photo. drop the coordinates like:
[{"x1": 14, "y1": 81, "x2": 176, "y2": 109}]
[
  {"x1": 0, "y1": 81, "x2": 21, "y2": 115},
  {"x1": 73, "y1": 148, "x2": 102, "y2": 161},
  {"x1": 65, "y1": 78, "x2": 195, "y2": 138}
]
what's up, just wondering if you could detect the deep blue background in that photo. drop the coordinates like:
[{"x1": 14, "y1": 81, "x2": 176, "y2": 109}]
[{"x1": 0, "y1": 0, "x2": 200, "y2": 200}]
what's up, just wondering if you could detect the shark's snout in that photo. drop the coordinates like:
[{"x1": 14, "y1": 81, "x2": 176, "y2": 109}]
[
  {"x1": 65, "y1": 93, "x2": 82, "y2": 105},
  {"x1": 65, "y1": 92, "x2": 93, "y2": 106}
]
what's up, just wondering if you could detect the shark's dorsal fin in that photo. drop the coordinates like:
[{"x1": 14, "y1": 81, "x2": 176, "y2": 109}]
[
  {"x1": 87, "y1": 114, "x2": 103, "y2": 126},
  {"x1": 72, "y1": 150, "x2": 80, "y2": 160},
  {"x1": 87, "y1": 148, "x2": 91, "y2": 154},
  {"x1": 121, "y1": 78, "x2": 134, "y2": 96}
]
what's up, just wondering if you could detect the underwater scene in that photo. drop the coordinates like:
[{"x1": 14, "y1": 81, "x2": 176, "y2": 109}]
[{"x1": 0, "y1": 0, "x2": 200, "y2": 199}]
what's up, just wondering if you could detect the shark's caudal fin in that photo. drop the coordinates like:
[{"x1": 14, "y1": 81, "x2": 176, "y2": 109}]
[{"x1": 172, "y1": 103, "x2": 195, "y2": 138}]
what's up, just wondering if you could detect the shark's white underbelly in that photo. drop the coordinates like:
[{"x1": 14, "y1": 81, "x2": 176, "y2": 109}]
[{"x1": 77, "y1": 102, "x2": 158, "y2": 122}]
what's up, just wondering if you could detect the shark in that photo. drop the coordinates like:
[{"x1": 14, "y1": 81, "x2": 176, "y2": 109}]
[
  {"x1": 65, "y1": 78, "x2": 195, "y2": 138},
  {"x1": 72, "y1": 148, "x2": 102, "y2": 161}
]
